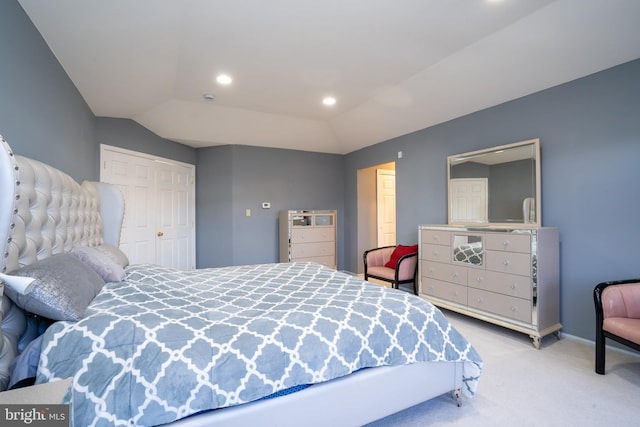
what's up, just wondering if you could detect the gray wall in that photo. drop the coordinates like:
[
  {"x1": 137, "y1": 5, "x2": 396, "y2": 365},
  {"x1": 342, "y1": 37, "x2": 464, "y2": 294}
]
[
  {"x1": 344, "y1": 58, "x2": 640, "y2": 341},
  {"x1": 96, "y1": 118, "x2": 196, "y2": 165},
  {"x1": 196, "y1": 145, "x2": 345, "y2": 269},
  {"x1": 0, "y1": 0, "x2": 96, "y2": 182},
  {"x1": 195, "y1": 145, "x2": 235, "y2": 267},
  {"x1": 489, "y1": 159, "x2": 535, "y2": 222}
]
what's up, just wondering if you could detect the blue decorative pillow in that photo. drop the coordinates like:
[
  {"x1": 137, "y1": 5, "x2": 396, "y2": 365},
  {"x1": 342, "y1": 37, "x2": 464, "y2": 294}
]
[
  {"x1": 70, "y1": 245, "x2": 125, "y2": 282},
  {"x1": 1, "y1": 254, "x2": 105, "y2": 321}
]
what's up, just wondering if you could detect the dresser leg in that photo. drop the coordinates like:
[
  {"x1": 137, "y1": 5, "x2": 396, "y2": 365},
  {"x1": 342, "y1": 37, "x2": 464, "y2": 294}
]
[{"x1": 530, "y1": 335, "x2": 541, "y2": 349}]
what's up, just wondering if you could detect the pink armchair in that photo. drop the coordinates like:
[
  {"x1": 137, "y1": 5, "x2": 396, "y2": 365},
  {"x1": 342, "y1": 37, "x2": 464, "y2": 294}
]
[
  {"x1": 594, "y1": 279, "x2": 640, "y2": 374},
  {"x1": 363, "y1": 244, "x2": 419, "y2": 295}
]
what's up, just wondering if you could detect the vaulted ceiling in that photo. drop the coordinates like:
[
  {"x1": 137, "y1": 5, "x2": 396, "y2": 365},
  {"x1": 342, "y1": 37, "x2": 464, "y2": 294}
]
[{"x1": 18, "y1": 0, "x2": 640, "y2": 154}]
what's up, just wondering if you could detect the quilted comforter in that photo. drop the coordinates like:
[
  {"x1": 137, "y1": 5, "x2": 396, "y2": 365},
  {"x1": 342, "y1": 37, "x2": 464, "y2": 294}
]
[{"x1": 36, "y1": 262, "x2": 482, "y2": 426}]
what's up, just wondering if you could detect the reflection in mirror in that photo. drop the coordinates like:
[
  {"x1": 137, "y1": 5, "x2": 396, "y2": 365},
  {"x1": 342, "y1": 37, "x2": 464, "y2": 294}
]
[
  {"x1": 452, "y1": 234, "x2": 483, "y2": 265},
  {"x1": 448, "y1": 139, "x2": 540, "y2": 226}
]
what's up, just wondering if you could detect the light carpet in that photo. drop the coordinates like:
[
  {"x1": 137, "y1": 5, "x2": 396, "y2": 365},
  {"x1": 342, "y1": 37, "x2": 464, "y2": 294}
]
[{"x1": 367, "y1": 309, "x2": 640, "y2": 427}]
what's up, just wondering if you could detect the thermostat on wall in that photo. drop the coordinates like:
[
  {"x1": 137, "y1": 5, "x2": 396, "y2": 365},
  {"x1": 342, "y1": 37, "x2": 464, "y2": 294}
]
[{"x1": 262, "y1": 202, "x2": 271, "y2": 209}]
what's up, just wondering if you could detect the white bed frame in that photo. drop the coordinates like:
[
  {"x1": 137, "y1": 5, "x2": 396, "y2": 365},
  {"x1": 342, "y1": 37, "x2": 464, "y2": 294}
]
[{"x1": 0, "y1": 135, "x2": 463, "y2": 425}]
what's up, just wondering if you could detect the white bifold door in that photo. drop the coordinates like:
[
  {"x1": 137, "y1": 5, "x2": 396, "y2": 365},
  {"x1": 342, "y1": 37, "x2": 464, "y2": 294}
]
[{"x1": 100, "y1": 145, "x2": 195, "y2": 270}]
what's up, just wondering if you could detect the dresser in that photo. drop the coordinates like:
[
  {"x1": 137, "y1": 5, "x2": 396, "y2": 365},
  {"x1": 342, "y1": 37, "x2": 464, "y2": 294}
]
[
  {"x1": 279, "y1": 210, "x2": 337, "y2": 269},
  {"x1": 419, "y1": 225, "x2": 560, "y2": 348}
]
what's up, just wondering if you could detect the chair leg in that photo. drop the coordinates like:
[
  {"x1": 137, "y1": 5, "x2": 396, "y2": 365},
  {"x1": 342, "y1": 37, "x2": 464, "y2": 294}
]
[{"x1": 595, "y1": 332, "x2": 606, "y2": 375}]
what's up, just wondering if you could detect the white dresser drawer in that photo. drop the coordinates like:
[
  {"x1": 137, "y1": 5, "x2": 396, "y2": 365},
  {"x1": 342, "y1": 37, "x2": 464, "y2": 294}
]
[
  {"x1": 421, "y1": 229, "x2": 450, "y2": 246},
  {"x1": 422, "y1": 278, "x2": 467, "y2": 305},
  {"x1": 485, "y1": 233, "x2": 531, "y2": 253},
  {"x1": 290, "y1": 241, "x2": 335, "y2": 258},
  {"x1": 468, "y1": 288, "x2": 531, "y2": 324},
  {"x1": 485, "y1": 250, "x2": 531, "y2": 277},
  {"x1": 421, "y1": 260, "x2": 467, "y2": 285},
  {"x1": 290, "y1": 227, "x2": 334, "y2": 243},
  {"x1": 422, "y1": 243, "x2": 451, "y2": 264},
  {"x1": 468, "y1": 270, "x2": 531, "y2": 300}
]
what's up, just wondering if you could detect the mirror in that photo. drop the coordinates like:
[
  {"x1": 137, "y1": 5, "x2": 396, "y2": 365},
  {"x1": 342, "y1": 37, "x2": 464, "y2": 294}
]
[
  {"x1": 448, "y1": 139, "x2": 541, "y2": 226},
  {"x1": 452, "y1": 234, "x2": 484, "y2": 265}
]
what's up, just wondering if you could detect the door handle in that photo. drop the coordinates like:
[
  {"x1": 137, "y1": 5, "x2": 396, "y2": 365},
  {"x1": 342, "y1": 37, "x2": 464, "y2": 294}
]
[{"x1": 157, "y1": 231, "x2": 164, "y2": 237}]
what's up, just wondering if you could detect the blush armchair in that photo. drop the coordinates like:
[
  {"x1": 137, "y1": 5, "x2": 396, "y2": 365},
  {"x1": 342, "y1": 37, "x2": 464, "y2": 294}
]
[
  {"x1": 363, "y1": 244, "x2": 419, "y2": 295},
  {"x1": 594, "y1": 279, "x2": 640, "y2": 374}
]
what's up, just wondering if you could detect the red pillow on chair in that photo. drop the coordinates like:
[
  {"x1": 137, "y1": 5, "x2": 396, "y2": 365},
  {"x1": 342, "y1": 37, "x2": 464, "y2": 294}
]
[{"x1": 384, "y1": 244, "x2": 418, "y2": 269}]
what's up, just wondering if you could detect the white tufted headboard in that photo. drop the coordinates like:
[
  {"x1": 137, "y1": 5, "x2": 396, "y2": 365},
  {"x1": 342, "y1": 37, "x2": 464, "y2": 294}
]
[
  {"x1": 1, "y1": 141, "x2": 102, "y2": 274},
  {"x1": 0, "y1": 134, "x2": 124, "y2": 390}
]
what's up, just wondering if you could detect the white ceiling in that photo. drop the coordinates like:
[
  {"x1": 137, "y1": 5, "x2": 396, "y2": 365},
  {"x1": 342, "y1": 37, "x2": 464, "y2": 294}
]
[{"x1": 18, "y1": 0, "x2": 640, "y2": 154}]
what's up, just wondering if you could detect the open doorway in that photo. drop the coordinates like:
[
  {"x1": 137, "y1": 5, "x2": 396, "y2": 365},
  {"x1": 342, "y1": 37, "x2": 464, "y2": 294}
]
[{"x1": 356, "y1": 162, "x2": 396, "y2": 274}]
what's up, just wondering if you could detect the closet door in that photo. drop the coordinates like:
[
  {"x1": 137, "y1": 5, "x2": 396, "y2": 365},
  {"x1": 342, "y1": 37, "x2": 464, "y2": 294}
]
[
  {"x1": 155, "y1": 160, "x2": 194, "y2": 269},
  {"x1": 100, "y1": 145, "x2": 195, "y2": 269}
]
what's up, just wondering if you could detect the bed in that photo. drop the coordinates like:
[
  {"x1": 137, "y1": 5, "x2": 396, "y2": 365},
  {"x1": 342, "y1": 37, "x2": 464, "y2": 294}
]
[{"x1": 0, "y1": 134, "x2": 482, "y2": 426}]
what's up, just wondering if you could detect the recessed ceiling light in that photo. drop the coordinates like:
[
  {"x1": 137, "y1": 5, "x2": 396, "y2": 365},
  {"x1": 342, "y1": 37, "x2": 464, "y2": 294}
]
[
  {"x1": 216, "y1": 74, "x2": 232, "y2": 85},
  {"x1": 322, "y1": 96, "x2": 336, "y2": 106}
]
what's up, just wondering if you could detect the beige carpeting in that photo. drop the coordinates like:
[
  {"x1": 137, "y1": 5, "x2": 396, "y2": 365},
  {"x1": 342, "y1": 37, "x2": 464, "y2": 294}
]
[{"x1": 366, "y1": 308, "x2": 640, "y2": 427}]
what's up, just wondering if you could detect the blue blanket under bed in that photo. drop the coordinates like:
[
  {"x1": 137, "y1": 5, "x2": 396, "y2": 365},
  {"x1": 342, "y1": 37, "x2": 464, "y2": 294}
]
[{"x1": 36, "y1": 262, "x2": 482, "y2": 426}]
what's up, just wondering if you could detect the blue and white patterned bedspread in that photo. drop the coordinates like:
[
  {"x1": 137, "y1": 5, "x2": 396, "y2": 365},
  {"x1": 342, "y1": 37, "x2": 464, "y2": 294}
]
[{"x1": 36, "y1": 262, "x2": 482, "y2": 426}]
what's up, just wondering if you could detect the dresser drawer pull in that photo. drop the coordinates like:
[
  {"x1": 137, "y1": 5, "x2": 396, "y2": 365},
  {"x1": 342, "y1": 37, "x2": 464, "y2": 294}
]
[
  {"x1": 502, "y1": 260, "x2": 510, "y2": 267},
  {"x1": 476, "y1": 276, "x2": 483, "y2": 283},
  {"x1": 476, "y1": 297, "x2": 483, "y2": 304},
  {"x1": 503, "y1": 240, "x2": 510, "y2": 248},
  {"x1": 511, "y1": 306, "x2": 518, "y2": 312},
  {"x1": 510, "y1": 283, "x2": 517, "y2": 290}
]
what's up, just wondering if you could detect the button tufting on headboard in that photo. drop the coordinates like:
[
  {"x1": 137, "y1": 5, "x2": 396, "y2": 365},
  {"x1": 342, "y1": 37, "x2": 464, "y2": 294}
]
[{"x1": 0, "y1": 136, "x2": 104, "y2": 273}]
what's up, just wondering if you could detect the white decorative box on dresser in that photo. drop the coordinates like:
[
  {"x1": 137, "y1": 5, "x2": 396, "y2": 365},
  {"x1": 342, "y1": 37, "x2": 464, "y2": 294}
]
[
  {"x1": 279, "y1": 210, "x2": 337, "y2": 269},
  {"x1": 419, "y1": 225, "x2": 561, "y2": 348}
]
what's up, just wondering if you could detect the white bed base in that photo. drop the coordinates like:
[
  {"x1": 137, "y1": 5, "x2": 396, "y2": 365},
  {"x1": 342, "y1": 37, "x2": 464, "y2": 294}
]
[
  {"x1": 0, "y1": 135, "x2": 464, "y2": 424},
  {"x1": 171, "y1": 362, "x2": 463, "y2": 427}
]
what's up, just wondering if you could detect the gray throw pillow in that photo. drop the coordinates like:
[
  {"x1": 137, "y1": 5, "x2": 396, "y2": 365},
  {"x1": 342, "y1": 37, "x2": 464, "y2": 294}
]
[
  {"x1": 2, "y1": 254, "x2": 105, "y2": 321},
  {"x1": 93, "y1": 244, "x2": 129, "y2": 268},
  {"x1": 69, "y1": 245, "x2": 125, "y2": 282}
]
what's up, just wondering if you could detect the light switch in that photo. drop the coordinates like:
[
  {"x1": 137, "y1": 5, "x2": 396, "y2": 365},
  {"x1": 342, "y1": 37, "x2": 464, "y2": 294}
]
[{"x1": 245, "y1": 209, "x2": 251, "y2": 217}]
